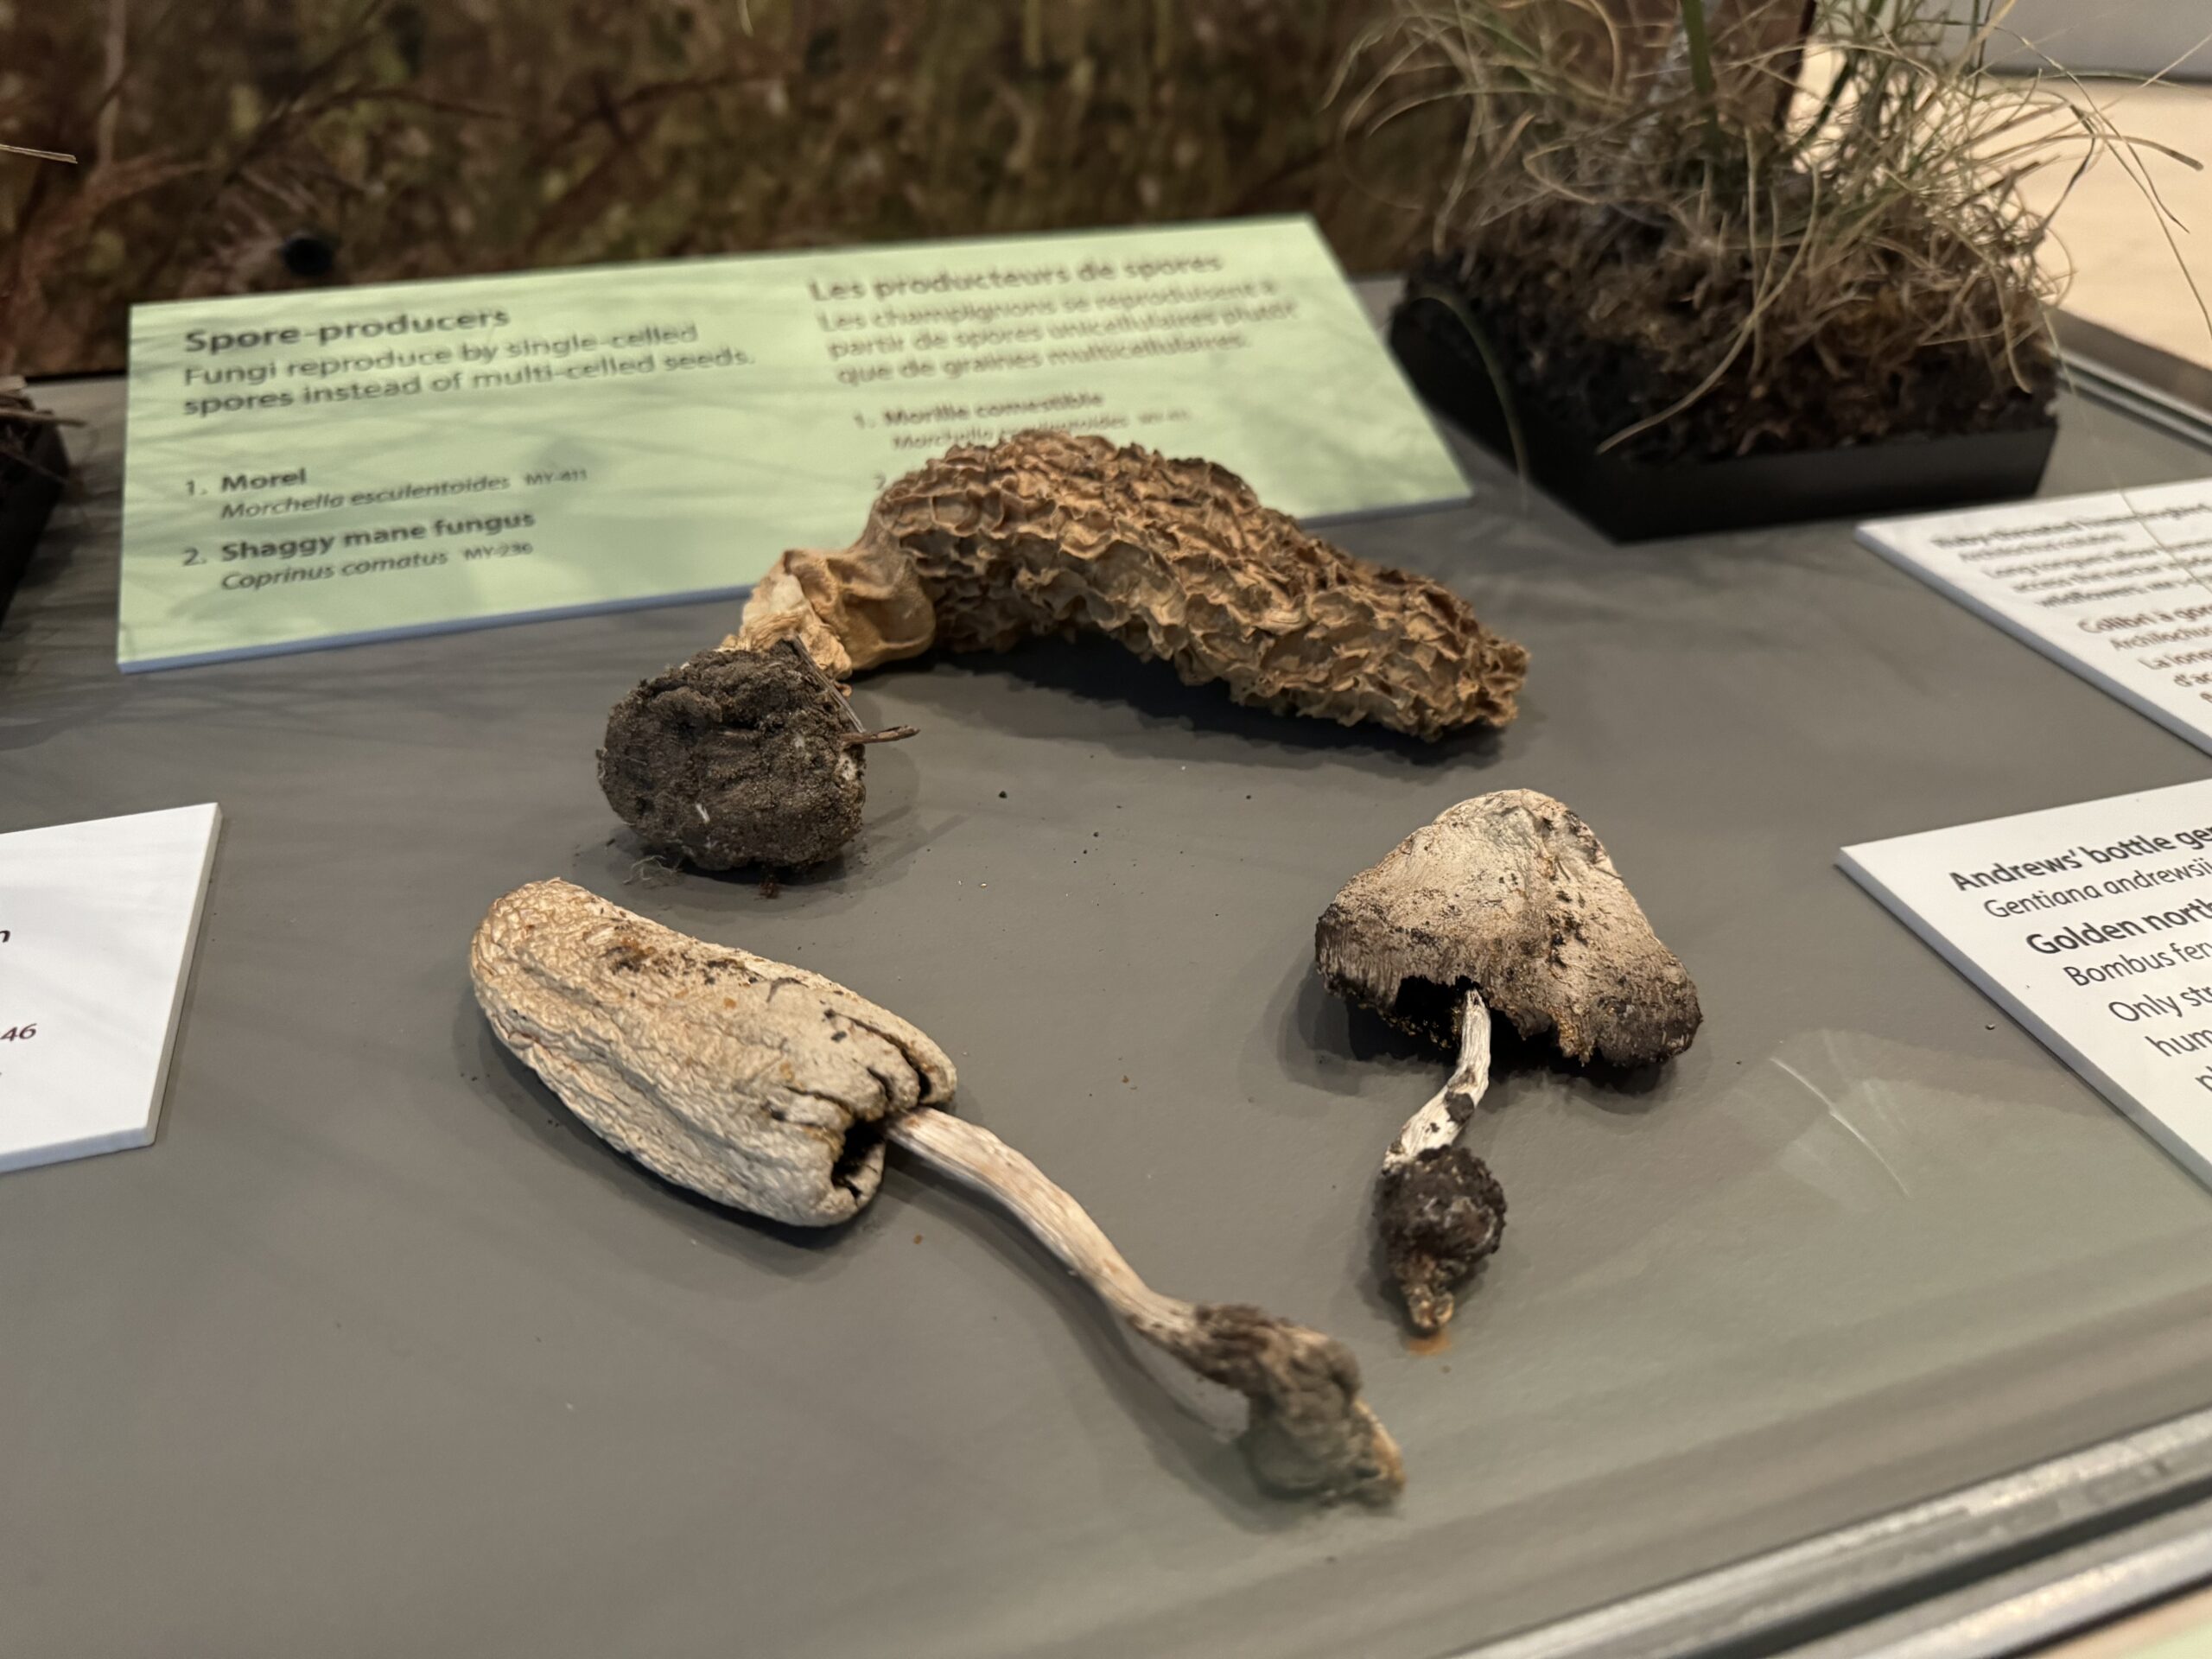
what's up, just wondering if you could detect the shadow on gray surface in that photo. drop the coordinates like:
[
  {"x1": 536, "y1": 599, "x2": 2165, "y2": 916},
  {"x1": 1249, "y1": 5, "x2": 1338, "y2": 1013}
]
[
  {"x1": 870, "y1": 632, "x2": 1516, "y2": 767},
  {"x1": 458, "y1": 986, "x2": 1329, "y2": 1531},
  {"x1": 887, "y1": 1163, "x2": 1335, "y2": 1535},
  {"x1": 1281, "y1": 963, "x2": 1676, "y2": 1332},
  {"x1": 582, "y1": 728, "x2": 944, "y2": 897},
  {"x1": 1288, "y1": 968, "x2": 1439, "y2": 1072},
  {"x1": 1286, "y1": 954, "x2": 1681, "y2": 1111},
  {"x1": 461, "y1": 994, "x2": 855, "y2": 1273}
]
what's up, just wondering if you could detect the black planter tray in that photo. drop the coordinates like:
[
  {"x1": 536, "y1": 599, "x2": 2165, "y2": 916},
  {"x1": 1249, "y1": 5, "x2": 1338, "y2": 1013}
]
[
  {"x1": 0, "y1": 417, "x2": 69, "y2": 621},
  {"x1": 1390, "y1": 290, "x2": 2057, "y2": 542}
]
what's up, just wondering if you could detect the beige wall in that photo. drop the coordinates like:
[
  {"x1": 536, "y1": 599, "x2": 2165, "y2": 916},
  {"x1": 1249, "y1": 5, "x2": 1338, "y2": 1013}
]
[{"x1": 1977, "y1": 1, "x2": 2211, "y2": 78}]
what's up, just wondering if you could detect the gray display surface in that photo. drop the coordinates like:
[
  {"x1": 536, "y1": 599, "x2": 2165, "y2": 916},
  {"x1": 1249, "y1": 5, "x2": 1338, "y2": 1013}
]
[{"x1": 7, "y1": 347, "x2": 2212, "y2": 1659}]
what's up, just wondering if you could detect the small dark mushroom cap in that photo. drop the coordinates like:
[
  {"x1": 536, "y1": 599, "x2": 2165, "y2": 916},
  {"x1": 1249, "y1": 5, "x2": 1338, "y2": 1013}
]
[
  {"x1": 1316, "y1": 790, "x2": 1701, "y2": 1066},
  {"x1": 598, "y1": 645, "x2": 864, "y2": 873}
]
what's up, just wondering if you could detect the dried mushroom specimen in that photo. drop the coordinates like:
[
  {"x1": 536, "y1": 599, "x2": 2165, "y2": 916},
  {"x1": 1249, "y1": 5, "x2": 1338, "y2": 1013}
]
[
  {"x1": 730, "y1": 429, "x2": 1528, "y2": 741},
  {"x1": 1316, "y1": 791, "x2": 1702, "y2": 1333},
  {"x1": 473, "y1": 878, "x2": 1402, "y2": 1505},
  {"x1": 598, "y1": 640, "x2": 912, "y2": 874}
]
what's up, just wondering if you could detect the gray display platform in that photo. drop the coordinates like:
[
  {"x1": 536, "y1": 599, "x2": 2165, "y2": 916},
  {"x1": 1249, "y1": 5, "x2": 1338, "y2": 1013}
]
[{"x1": 6, "y1": 352, "x2": 2212, "y2": 1659}]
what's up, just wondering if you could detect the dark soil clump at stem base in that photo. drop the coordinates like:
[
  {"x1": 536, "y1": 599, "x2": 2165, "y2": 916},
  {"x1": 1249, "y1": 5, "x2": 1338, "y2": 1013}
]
[
  {"x1": 1377, "y1": 1147, "x2": 1506, "y2": 1336},
  {"x1": 599, "y1": 646, "x2": 864, "y2": 873}
]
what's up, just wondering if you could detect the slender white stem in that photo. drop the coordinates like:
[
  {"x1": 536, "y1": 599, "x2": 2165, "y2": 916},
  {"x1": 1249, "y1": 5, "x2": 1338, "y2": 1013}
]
[
  {"x1": 885, "y1": 1105, "x2": 1192, "y2": 1341},
  {"x1": 884, "y1": 1108, "x2": 1245, "y2": 1432},
  {"x1": 1382, "y1": 990, "x2": 1491, "y2": 1173},
  {"x1": 884, "y1": 1105, "x2": 1405, "y2": 1503}
]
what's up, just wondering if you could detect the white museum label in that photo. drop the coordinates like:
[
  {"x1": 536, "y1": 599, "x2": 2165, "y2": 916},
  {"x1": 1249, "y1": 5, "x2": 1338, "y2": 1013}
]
[
  {"x1": 118, "y1": 216, "x2": 1467, "y2": 671},
  {"x1": 1860, "y1": 478, "x2": 2212, "y2": 753},
  {"x1": 1841, "y1": 778, "x2": 2212, "y2": 1187},
  {"x1": 0, "y1": 804, "x2": 220, "y2": 1174}
]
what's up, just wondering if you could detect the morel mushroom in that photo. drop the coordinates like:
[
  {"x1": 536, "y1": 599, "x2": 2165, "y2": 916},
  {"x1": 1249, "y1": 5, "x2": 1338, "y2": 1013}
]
[
  {"x1": 730, "y1": 429, "x2": 1528, "y2": 741},
  {"x1": 1316, "y1": 791, "x2": 1702, "y2": 1334},
  {"x1": 597, "y1": 639, "x2": 912, "y2": 873},
  {"x1": 473, "y1": 878, "x2": 1402, "y2": 1504}
]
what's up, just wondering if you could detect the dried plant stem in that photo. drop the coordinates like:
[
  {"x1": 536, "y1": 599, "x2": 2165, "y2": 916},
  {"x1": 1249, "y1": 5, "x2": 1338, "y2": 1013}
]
[
  {"x1": 1677, "y1": 0, "x2": 1722, "y2": 152},
  {"x1": 97, "y1": 0, "x2": 126, "y2": 166}
]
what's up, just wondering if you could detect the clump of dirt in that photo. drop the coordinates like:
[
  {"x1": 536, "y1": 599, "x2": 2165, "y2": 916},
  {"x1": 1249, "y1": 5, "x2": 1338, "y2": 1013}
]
[
  {"x1": 598, "y1": 645, "x2": 863, "y2": 873},
  {"x1": 1409, "y1": 204, "x2": 2057, "y2": 467},
  {"x1": 1376, "y1": 1147, "x2": 1505, "y2": 1336}
]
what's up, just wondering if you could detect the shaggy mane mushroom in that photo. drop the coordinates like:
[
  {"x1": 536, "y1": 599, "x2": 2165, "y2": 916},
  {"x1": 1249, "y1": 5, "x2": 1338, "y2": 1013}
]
[
  {"x1": 1315, "y1": 791, "x2": 1701, "y2": 1334},
  {"x1": 472, "y1": 878, "x2": 1402, "y2": 1505},
  {"x1": 730, "y1": 429, "x2": 1528, "y2": 741}
]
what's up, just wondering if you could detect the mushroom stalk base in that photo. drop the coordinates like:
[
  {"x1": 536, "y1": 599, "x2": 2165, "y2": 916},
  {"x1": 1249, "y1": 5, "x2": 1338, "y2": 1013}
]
[
  {"x1": 887, "y1": 1107, "x2": 1405, "y2": 1505},
  {"x1": 1376, "y1": 993, "x2": 1508, "y2": 1336}
]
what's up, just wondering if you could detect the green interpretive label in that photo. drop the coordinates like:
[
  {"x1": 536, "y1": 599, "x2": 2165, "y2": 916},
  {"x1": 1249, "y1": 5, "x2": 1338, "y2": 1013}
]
[{"x1": 118, "y1": 217, "x2": 1466, "y2": 671}]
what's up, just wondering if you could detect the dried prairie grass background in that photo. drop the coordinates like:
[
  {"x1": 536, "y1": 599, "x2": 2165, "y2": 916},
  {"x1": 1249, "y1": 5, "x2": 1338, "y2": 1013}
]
[{"x1": 0, "y1": 0, "x2": 1415, "y2": 375}]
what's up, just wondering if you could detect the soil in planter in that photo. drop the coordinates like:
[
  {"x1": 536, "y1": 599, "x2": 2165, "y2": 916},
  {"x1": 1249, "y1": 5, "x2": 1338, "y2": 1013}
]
[{"x1": 1409, "y1": 207, "x2": 2058, "y2": 467}]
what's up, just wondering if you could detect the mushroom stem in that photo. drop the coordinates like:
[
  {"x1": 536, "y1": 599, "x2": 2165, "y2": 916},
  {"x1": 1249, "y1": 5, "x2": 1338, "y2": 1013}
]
[
  {"x1": 1376, "y1": 992, "x2": 1508, "y2": 1337},
  {"x1": 885, "y1": 1105, "x2": 1405, "y2": 1505},
  {"x1": 1383, "y1": 991, "x2": 1493, "y2": 1172}
]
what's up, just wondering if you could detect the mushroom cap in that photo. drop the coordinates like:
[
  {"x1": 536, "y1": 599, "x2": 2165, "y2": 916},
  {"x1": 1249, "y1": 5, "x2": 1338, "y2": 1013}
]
[
  {"x1": 471, "y1": 880, "x2": 956, "y2": 1225},
  {"x1": 1315, "y1": 790, "x2": 1701, "y2": 1066}
]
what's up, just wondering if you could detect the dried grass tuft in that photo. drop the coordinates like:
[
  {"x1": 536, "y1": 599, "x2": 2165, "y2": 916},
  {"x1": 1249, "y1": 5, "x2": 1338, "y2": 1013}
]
[{"x1": 1338, "y1": 0, "x2": 2206, "y2": 459}]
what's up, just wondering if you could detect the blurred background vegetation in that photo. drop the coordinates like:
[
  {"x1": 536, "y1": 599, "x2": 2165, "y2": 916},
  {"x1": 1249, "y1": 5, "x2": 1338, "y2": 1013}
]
[{"x1": 0, "y1": 0, "x2": 1433, "y2": 375}]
